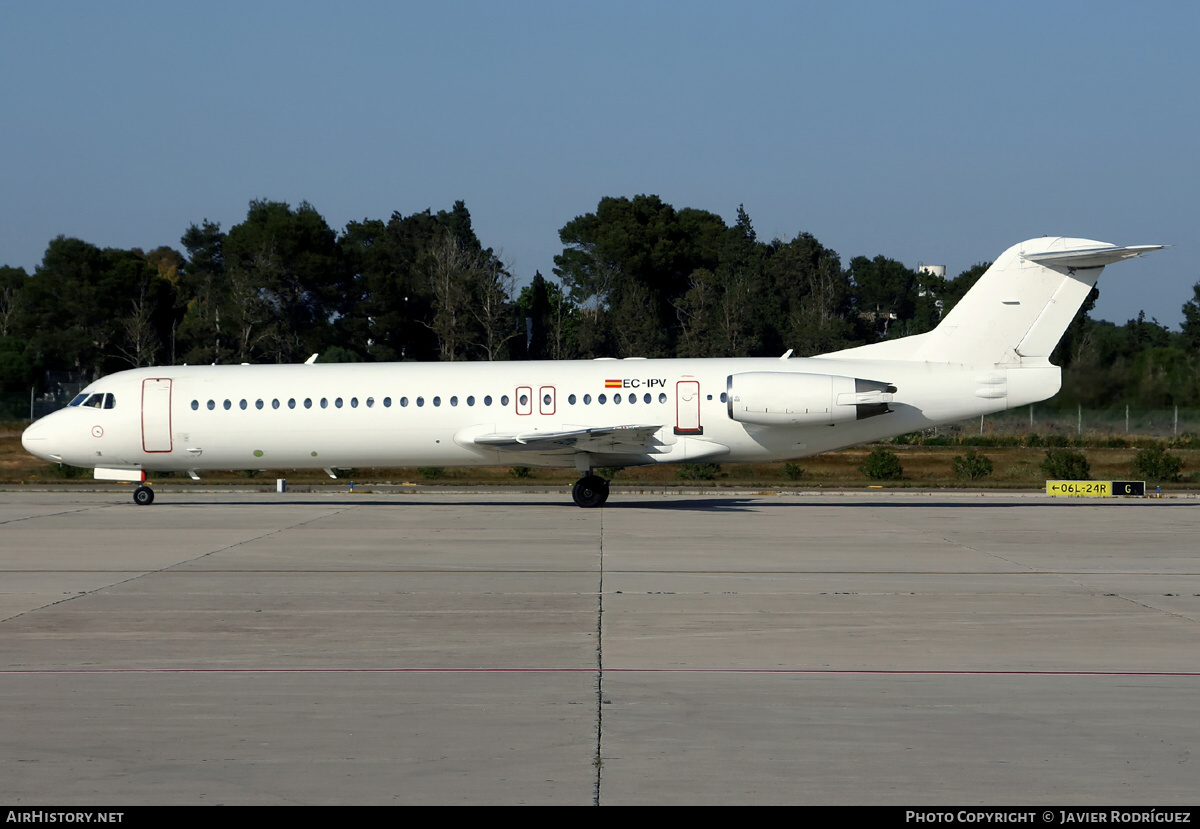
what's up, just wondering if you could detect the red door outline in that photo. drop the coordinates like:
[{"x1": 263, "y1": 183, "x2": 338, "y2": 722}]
[
  {"x1": 142, "y1": 378, "x2": 173, "y2": 452},
  {"x1": 674, "y1": 380, "x2": 702, "y2": 435}
]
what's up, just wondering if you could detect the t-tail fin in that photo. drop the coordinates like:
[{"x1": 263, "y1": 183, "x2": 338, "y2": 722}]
[{"x1": 826, "y1": 237, "x2": 1163, "y2": 366}]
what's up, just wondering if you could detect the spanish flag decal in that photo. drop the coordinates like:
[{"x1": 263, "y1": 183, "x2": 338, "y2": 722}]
[{"x1": 605, "y1": 379, "x2": 622, "y2": 388}]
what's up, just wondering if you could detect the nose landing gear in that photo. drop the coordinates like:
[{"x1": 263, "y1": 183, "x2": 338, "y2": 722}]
[{"x1": 571, "y1": 474, "x2": 609, "y2": 508}]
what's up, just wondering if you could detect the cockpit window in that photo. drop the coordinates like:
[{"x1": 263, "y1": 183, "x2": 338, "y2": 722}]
[
  {"x1": 68, "y1": 393, "x2": 89, "y2": 407},
  {"x1": 81, "y1": 393, "x2": 105, "y2": 408},
  {"x1": 104, "y1": 393, "x2": 115, "y2": 409}
]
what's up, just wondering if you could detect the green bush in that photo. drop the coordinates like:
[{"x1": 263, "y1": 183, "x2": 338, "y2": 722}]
[
  {"x1": 952, "y1": 449, "x2": 994, "y2": 481},
  {"x1": 1133, "y1": 445, "x2": 1183, "y2": 482},
  {"x1": 508, "y1": 466, "x2": 532, "y2": 478},
  {"x1": 418, "y1": 466, "x2": 443, "y2": 479},
  {"x1": 46, "y1": 463, "x2": 87, "y2": 479},
  {"x1": 676, "y1": 463, "x2": 721, "y2": 480},
  {"x1": 1041, "y1": 448, "x2": 1090, "y2": 480},
  {"x1": 859, "y1": 448, "x2": 903, "y2": 480},
  {"x1": 781, "y1": 462, "x2": 804, "y2": 481}
]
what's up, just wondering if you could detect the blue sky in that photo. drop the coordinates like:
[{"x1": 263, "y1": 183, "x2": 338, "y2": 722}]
[{"x1": 2, "y1": 1, "x2": 1196, "y2": 327}]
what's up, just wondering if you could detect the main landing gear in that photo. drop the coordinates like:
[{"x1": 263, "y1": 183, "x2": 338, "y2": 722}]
[
  {"x1": 133, "y1": 485, "x2": 155, "y2": 506},
  {"x1": 572, "y1": 474, "x2": 610, "y2": 508}
]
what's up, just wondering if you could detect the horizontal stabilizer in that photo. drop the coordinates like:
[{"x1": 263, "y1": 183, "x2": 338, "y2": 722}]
[{"x1": 1023, "y1": 244, "x2": 1165, "y2": 269}]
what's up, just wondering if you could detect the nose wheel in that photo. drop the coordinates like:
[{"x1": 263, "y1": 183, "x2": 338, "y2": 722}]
[
  {"x1": 572, "y1": 474, "x2": 609, "y2": 508},
  {"x1": 133, "y1": 485, "x2": 155, "y2": 506}
]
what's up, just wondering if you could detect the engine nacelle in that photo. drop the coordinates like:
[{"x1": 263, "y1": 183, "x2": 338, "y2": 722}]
[{"x1": 726, "y1": 372, "x2": 895, "y2": 426}]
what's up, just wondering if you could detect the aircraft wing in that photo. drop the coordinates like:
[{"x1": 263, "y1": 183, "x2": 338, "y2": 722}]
[{"x1": 471, "y1": 424, "x2": 664, "y2": 455}]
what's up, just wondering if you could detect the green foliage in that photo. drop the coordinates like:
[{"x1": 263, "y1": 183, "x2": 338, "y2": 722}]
[
  {"x1": 1174, "y1": 433, "x2": 1200, "y2": 450},
  {"x1": 952, "y1": 449, "x2": 994, "y2": 481},
  {"x1": 46, "y1": 463, "x2": 86, "y2": 479},
  {"x1": 859, "y1": 448, "x2": 903, "y2": 480},
  {"x1": 508, "y1": 466, "x2": 532, "y2": 478},
  {"x1": 782, "y1": 462, "x2": 805, "y2": 481},
  {"x1": 1040, "y1": 448, "x2": 1091, "y2": 480},
  {"x1": 1132, "y1": 445, "x2": 1183, "y2": 482},
  {"x1": 418, "y1": 467, "x2": 444, "y2": 479},
  {"x1": 676, "y1": 463, "x2": 721, "y2": 480}
]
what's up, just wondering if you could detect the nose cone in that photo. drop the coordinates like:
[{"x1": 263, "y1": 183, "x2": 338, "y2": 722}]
[{"x1": 21, "y1": 418, "x2": 57, "y2": 462}]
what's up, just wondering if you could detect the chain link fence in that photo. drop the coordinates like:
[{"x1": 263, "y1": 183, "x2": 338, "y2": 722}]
[{"x1": 941, "y1": 405, "x2": 1200, "y2": 441}]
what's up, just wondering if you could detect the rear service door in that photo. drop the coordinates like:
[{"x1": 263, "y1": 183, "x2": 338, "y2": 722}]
[{"x1": 675, "y1": 380, "x2": 702, "y2": 435}]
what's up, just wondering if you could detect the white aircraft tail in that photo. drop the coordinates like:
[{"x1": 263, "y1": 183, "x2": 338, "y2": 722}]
[{"x1": 827, "y1": 237, "x2": 1163, "y2": 367}]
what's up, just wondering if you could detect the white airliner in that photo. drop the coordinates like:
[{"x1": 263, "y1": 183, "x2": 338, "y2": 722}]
[{"x1": 21, "y1": 237, "x2": 1162, "y2": 507}]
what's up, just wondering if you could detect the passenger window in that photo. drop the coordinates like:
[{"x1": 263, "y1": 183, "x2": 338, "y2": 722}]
[
  {"x1": 240, "y1": 399, "x2": 248, "y2": 410},
  {"x1": 224, "y1": 399, "x2": 231, "y2": 410},
  {"x1": 191, "y1": 399, "x2": 199, "y2": 410},
  {"x1": 501, "y1": 395, "x2": 509, "y2": 406},
  {"x1": 367, "y1": 397, "x2": 374, "y2": 408},
  {"x1": 400, "y1": 397, "x2": 409, "y2": 407},
  {"x1": 568, "y1": 394, "x2": 576, "y2": 405},
  {"x1": 384, "y1": 397, "x2": 391, "y2": 407},
  {"x1": 450, "y1": 396, "x2": 458, "y2": 407},
  {"x1": 583, "y1": 394, "x2": 592, "y2": 404},
  {"x1": 659, "y1": 393, "x2": 667, "y2": 404},
  {"x1": 484, "y1": 395, "x2": 493, "y2": 406},
  {"x1": 518, "y1": 393, "x2": 528, "y2": 406},
  {"x1": 351, "y1": 397, "x2": 358, "y2": 408},
  {"x1": 272, "y1": 399, "x2": 280, "y2": 409},
  {"x1": 598, "y1": 394, "x2": 607, "y2": 404},
  {"x1": 542, "y1": 393, "x2": 551, "y2": 406},
  {"x1": 643, "y1": 393, "x2": 650, "y2": 404},
  {"x1": 720, "y1": 392, "x2": 727, "y2": 403},
  {"x1": 207, "y1": 400, "x2": 215, "y2": 410},
  {"x1": 321, "y1": 398, "x2": 328, "y2": 408},
  {"x1": 288, "y1": 398, "x2": 296, "y2": 409},
  {"x1": 256, "y1": 399, "x2": 264, "y2": 410},
  {"x1": 433, "y1": 396, "x2": 441, "y2": 407},
  {"x1": 335, "y1": 398, "x2": 343, "y2": 408},
  {"x1": 417, "y1": 397, "x2": 424, "y2": 407},
  {"x1": 304, "y1": 398, "x2": 312, "y2": 408}
]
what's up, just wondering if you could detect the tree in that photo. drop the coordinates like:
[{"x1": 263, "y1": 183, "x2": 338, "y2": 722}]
[
  {"x1": 176, "y1": 219, "x2": 228, "y2": 365},
  {"x1": 764, "y1": 232, "x2": 854, "y2": 356},
  {"x1": 1182, "y1": 282, "x2": 1200, "y2": 351},
  {"x1": 555, "y1": 195, "x2": 727, "y2": 357},
  {"x1": 848, "y1": 255, "x2": 920, "y2": 340},
  {"x1": 222, "y1": 200, "x2": 348, "y2": 362}
]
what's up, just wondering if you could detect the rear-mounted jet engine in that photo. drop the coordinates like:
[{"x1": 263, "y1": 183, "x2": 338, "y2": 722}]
[{"x1": 726, "y1": 372, "x2": 896, "y2": 426}]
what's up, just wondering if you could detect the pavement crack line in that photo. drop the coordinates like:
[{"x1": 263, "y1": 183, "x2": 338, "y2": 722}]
[
  {"x1": 594, "y1": 507, "x2": 605, "y2": 807},
  {"x1": 0, "y1": 505, "x2": 355, "y2": 624}
]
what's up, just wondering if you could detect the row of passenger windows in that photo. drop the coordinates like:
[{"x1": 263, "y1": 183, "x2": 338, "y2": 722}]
[{"x1": 188, "y1": 391, "x2": 728, "y2": 412}]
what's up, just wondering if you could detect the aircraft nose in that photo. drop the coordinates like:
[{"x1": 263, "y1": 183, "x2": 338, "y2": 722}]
[{"x1": 21, "y1": 419, "x2": 57, "y2": 462}]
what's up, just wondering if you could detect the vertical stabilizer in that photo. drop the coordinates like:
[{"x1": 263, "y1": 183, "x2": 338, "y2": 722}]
[{"x1": 910, "y1": 237, "x2": 1162, "y2": 366}]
